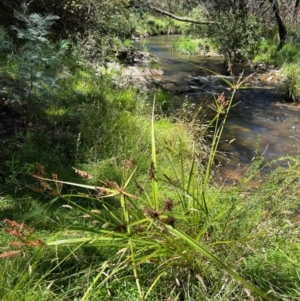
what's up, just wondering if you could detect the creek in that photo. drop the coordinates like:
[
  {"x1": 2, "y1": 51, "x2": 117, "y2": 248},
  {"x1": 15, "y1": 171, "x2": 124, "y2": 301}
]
[{"x1": 135, "y1": 35, "x2": 300, "y2": 175}]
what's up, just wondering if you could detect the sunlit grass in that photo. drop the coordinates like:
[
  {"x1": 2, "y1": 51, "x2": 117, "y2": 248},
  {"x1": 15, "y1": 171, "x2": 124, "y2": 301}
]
[
  {"x1": 171, "y1": 36, "x2": 211, "y2": 55},
  {"x1": 254, "y1": 38, "x2": 300, "y2": 66},
  {"x1": 45, "y1": 107, "x2": 68, "y2": 116}
]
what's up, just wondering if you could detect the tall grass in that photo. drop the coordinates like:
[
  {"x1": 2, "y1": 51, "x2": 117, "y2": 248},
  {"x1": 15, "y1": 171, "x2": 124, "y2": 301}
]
[
  {"x1": 171, "y1": 36, "x2": 212, "y2": 55},
  {"x1": 281, "y1": 62, "x2": 300, "y2": 102},
  {"x1": 253, "y1": 38, "x2": 300, "y2": 66}
]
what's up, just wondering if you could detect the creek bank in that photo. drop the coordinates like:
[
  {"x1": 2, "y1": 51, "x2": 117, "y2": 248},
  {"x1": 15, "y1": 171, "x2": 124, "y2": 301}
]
[
  {"x1": 126, "y1": 35, "x2": 287, "y2": 96},
  {"x1": 150, "y1": 67, "x2": 285, "y2": 96},
  {"x1": 101, "y1": 47, "x2": 163, "y2": 90},
  {"x1": 110, "y1": 47, "x2": 289, "y2": 107}
]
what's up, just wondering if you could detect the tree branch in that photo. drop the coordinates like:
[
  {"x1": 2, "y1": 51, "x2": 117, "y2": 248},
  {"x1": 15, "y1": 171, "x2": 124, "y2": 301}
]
[{"x1": 147, "y1": 5, "x2": 217, "y2": 25}]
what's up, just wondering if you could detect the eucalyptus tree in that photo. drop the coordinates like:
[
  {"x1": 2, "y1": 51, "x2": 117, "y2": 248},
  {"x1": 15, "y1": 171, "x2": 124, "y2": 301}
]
[{"x1": 268, "y1": 0, "x2": 287, "y2": 48}]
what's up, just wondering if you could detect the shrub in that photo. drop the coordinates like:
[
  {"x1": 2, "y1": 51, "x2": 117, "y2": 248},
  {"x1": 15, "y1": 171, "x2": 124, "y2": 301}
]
[
  {"x1": 281, "y1": 63, "x2": 300, "y2": 102},
  {"x1": 5, "y1": 10, "x2": 69, "y2": 116},
  {"x1": 207, "y1": 11, "x2": 262, "y2": 61}
]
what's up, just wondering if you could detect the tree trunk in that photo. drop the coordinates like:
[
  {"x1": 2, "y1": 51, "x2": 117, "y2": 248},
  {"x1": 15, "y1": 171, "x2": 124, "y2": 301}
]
[
  {"x1": 293, "y1": 0, "x2": 300, "y2": 24},
  {"x1": 269, "y1": 0, "x2": 287, "y2": 49}
]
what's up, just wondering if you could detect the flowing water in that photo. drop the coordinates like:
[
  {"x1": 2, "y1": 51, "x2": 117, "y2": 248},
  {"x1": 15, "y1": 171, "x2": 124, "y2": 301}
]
[{"x1": 135, "y1": 36, "x2": 300, "y2": 173}]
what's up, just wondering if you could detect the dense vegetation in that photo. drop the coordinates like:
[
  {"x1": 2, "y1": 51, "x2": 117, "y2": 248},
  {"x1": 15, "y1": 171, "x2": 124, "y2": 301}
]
[{"x1": 0, "y1": 1, "x2": 299, "y2": 300}]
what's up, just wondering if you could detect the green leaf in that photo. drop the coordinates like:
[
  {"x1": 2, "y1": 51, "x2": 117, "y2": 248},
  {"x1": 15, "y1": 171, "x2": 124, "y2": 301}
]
[{"x1": 166, "y1": 226, "x2": 273, "y2": 301}]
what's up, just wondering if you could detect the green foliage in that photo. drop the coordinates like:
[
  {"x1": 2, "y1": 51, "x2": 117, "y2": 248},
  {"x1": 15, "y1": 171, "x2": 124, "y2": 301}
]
[
  {"x1": 133, "y1": 13, "x2": 185, "y2": 37},
  {"x1": 122, "y1": 38, "x2": 133, "y2": 47},
  {"x1": 278, "y1": 43, "x2": 300, "y2": 63},
  {"x1": 208, "y1": 12, "x2": 262, "y2": 61},
  {"x1": 1, "y1": 74, "x2": 299, "y2": 301},
  {"x1": 5, "y1": 10, "x2": 69, "y2": 115},
  {"x1": 188, "y1": 4, "x2": 207, "y2": 21},
  {"x1": 11, "y1": 9, "x2": 60, "y2": 43},
  {"x1": 171, "y1": 36, "x2": 210, "y2": 55},
  {"x1": 0, "y1": 1, "x2": 134, "y2": 63},
  {"x1": 281, "y1": 63, "x2": 300, "y2": 102},
  {"x1": 253, "y1": 35, "x2": 300, "y2": 66},
  {"x1": 24, "y1": 0, "x2": 133, "y2": 39},
  {"x1": 150, "y1": 89, "x2": 172, "y2": 114},
  {"x1": 0, "y1": 26, "x2": 11, "y2": 53},
  {"x1": 148, "y1": 60, "x2": 160, "y2": 70},
  {"x1": 253, "y1": 39, "x2": 278, "y2": 65},
  {"x1": 200, "y1": 1, "x2": 264, "y2": 61}
]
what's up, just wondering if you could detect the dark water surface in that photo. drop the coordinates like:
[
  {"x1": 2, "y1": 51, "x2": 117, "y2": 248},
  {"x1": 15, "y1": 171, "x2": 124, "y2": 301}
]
[{"x1": 136, "y1": 36, "x2": 300, "y2": 170}]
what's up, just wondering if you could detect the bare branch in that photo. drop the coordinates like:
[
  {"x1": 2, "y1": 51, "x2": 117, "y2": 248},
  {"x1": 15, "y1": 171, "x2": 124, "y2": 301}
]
[{"x1": 147, "y1": 5, "x2": 217, "y2": 25}]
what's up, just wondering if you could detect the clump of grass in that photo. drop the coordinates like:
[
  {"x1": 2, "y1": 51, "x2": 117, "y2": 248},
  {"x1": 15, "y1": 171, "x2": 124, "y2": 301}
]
[
  {"x1": 281, "y1": 63, "x2": 300, "y2": 102},
  {"x1": 122, "y1": 38, "x2": 133, "y2": 47},
  {"x1": 172, "y1": 36, "x2": 200, "y2": 54},
  {"x1": 171, "y1": 36, "x2": 210, "y2": 55},
  {"x1": 253, "y1": 38, "x2": 300, "y2": 66},
  {"x1": 253, "y1": 39, "x2": 277, "y2": 65},
  {"x1": 148, "y1": 60, "x2": 160, "y2": 70}
]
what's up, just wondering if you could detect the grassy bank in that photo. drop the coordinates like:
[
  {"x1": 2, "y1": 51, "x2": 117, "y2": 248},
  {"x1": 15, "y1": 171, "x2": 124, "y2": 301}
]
[{"x1": 171, "y1": 36, "x2": 213, "y2": 55}]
